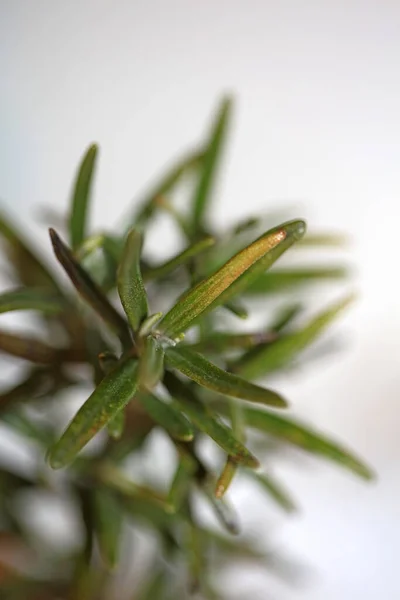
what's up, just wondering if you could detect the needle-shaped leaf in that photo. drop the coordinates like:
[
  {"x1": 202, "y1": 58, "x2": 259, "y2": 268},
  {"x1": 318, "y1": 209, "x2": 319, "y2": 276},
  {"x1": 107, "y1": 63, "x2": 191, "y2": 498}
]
[
  {"x1": 191, "y1": 97, "x2": 232, "y2": 233},
  {"x1": 69, "y1": 144, "x2": 98, "y2": 250},
  {"x1": 125, "y1": 149, "x2": 203, "y2": 231},
  {"x1": 158, "y1": 220, "x2": 306, "y2": 338},
  {"x1": 165, "y1": 346, "x2": 287, "y2": 408},
  {"x1": 117, "y1": 229, "x2": 148, "y2": 332},
  {"x1": 235, "y1": 295, "x2": 355, "y2": 380},
  {"x1": 48, "y1": 357, "x2": 139, "y2": 469},
  {"x1": 0, "y1": 287, "x2": 64, "y2": 316},
  {"x1": 137, "y1": 391, "x2": 193, "y2": 442},
  {"x1": 245, "y1": 469, "x2": 296, "y2": 513},
  {"x1": 93, "y1": 488, "x2": 123, "y2": 569},
  {"x1": 167, "y1": 455, "x2": 196, "y2": 512},
  {"x1": 245, "y1": 267, "x2": 348, "y2": 295},
  {"x1": 201, "y1": 483, "x2": 240, "y2": 534},
  {"x1": 49, "y1": 228, "x2": 130, "y2": 345},
  {"x1": 138, "y1": 336, "x2": 165, "y2": 390},
  {"x1": 98, "y1": 352, "x2": 126, "y2": 440},
  {"x1": 143, "y1": 237, "x2": 215, "y2": 281},
  {"x1": 238, "y1": 405, "x2": 373, "y2": 480},
  {"x1": 0, "y1": 210, "x2": 59, "y2": 289},
  {"x1": 163, "y1": 372, "x2": 259, "y2": 468},
  {"x1": 215, "y1": 401, "x2": 245, "y2": 498},
  {"x1": 185, "y1": 330, "x2": 277, "y2": 355}
]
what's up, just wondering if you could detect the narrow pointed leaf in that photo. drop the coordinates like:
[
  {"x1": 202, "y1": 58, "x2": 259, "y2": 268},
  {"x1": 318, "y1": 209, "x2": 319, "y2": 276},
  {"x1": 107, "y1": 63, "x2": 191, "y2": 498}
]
[
  {"x1": 117, "y1": 229, "x2": 148, "y2": 331},
  {"x1": 245, "y1": 469, "x2": 296, "y2": 513},
  {"x1": 143, "y1": 236, "x2": 215, "y2": 281},
  {"x1": 48, "y1": 357, "x2": 139, "y2": 469},
  {"x1": 186, "y1": 330, "x2": 277, "y2": 355},
  {"x1": 167, "y1": 456, "x2": 196, "y2": 512},
  {"x1": 49, "y1": 228, "x2": 130, "y2": 345},
  {"x1": 69, "y1": 144, "x2": 98, "y2": 250},
  {"x1": 245, "y1": 267, "x2": 348, "y2": 295},
  {"x1": 138, "y1": 312, "x2": 163, "y2": 337},
  {"x1": 201, "y1": 484, "x2": 240, "y2": 534},
  {"x1": 239, "y1": 405, "x2": 374, "y2": 480},
  {"x1": 0, "y1": 287, "x2": 64, "y2": 315},
  {"x1": 0, "y1": 210, "x2": 59, "y2": 289},
  {"x1": 97, "y1": 352, "x2": 126, "y2": 439},
  {"x1": 163, "y1": 372, "x2": 259, "y2": 468},
  {"x1": 125, "y1": 149, "x2": 203, "y2": 231},
  {"x1": 138, "y1": 336, "x2": 164, "y2": 390},
  {"x1": 137, "y1": 391, "x2": 193, "y2": 442},
  {"x1": 192, "y1": 97, "x2": 232, "y2": 232},
  {"x1": 158, "y1": 220, "x2": 306, "y2": 337},
  {"x1": 93, "y1": 488, "x2": 123, "y2": 569},
  {"x1": 270, "y1": 303, "x2": 302, "y2": 333},
  {"x1": 215, "y1": 458, "x2": 237, "y2": 499},
  {"x1": 215, "y1": 401, "x2": 245, "y2": 498},
  {"x1": 165, "y1": 346, "x2": 287, "y2": 408},
  {"x1": 222, "y1": 300, "x2": 248, "y2": 319},
  {"x1": 236, "y1": 295, "x2": 355, "y2": 380}
]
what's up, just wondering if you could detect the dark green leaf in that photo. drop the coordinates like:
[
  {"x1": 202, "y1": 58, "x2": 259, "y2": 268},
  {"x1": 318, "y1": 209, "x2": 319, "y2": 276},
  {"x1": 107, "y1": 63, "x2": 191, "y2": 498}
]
[
  {"x1": 235, "y1": 295, "x2": 355, "y2": 380},
  {"x1": 137, "y1": 391, "x2": 193, "y2": 442},
  {"x1": 192, "y1": 97, "x2": 232, "y2": 232},
  {"x1": 48, "y1": 357, "x2": 139, "y2": 469},
  {"x1": 69, "y1": 144, "x2": 98, "y2": 250},
  {"x1": 107, "y1": 408, "x2": 125, "y2": 440},
  {"x1": 167, "y1": 455, "x2": 196, "y2": 512},
  {"x1": 245, "y1": 267, "x2": 348, "y2": 295},
  {"x1": 240, "y1": 405, "x2": 374, "y2": 480},
  {"x1": 49, "y1": 228, "x2": 130, "y2": 345},
  {"x1": 0, "y1": 287, "x2": 64, "y2": 315},
  {"x1": 158, "y1": 220, "x2": 306, "y2": 338},
  {"x1": 117, "y1": 229, "x2": 148, "y2": 331},
  {"x1": 165, "y1": 346, "x2": 287, "y2": 408},
  {"x1": 93, "y1": 488, "x2": 123, "y2": 569},
  {"x1": 163, "y1": 372, "x2": 259, "y2": 468},
  {"x1": 143, "y1": 236, "x2": 215, "y2": 281}
]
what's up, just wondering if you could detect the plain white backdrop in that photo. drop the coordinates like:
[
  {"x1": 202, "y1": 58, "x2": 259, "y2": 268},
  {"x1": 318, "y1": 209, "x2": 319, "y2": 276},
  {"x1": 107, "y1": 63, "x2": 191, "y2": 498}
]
[{"x1": 1, "y1": 2, "x2": 400, "y2": 598}]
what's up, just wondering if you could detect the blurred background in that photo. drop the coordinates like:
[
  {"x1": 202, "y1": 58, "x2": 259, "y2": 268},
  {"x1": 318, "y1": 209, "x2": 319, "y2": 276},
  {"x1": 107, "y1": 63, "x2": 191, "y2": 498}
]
[{"x1": 1, "y1": 1, "x2": 399, "y2": 598}]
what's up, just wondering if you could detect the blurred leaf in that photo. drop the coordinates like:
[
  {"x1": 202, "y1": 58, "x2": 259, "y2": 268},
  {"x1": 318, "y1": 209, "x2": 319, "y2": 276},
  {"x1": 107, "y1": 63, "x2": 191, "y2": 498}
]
[
  {"x1": 144, "y1": 236, "x2": 215, "y2": 281},
  {"x1": 134, "y1": 568, "x2": 169, "y2": 600},
  {"x1": 185, "y1": 330, "x2": 277, "y2": 355},
  {"x1": 235, "y1": 295, "x2": 355, "y2": 380},
  {"x1": 93, "y1": 487, "x2": 123, "y2": 569},
  {"x1": 0, "y1": 210, "x2": 59, "y2": 289},
  {"x1": 191, "y1": 97, "x2": 232, "y2": 233},
  {"x1": 201, "y1": 484, "x2": 240, "y2": 534},
  {"x1": 2, "y1": 409, "x2": 54, "y2": 447},
  {"x1": 0, "y1": 287, "x2": 64, "y2": 316},
  {"x1": 245, "y1": 469, "x2": 296, "y2": 513},
  {"x1": 48, "y1": 357, "x2": 139, "y2": 469},
  {"x1": 127, "y1": 149, "x2": 203, "y2": 230},
  {"x1": 167, "y1": 455, "x2": 196, "y2": 512},
  {"x1": 298, "y1": 232, "x2": 349, "y2": 247},
  {"x1": 158, "y1": 220, "x2": 306, "y2": 338},
  {"x1": 49, "y1": 228, "x2": 131, "y2": 345},
  {"x1": 215, "y1": 401, "x2": 245, "y2": 498},
  {"x1": 270, "y1": 303, "x2": 302, "y2": 333},
  {"x1": 215, "y1": 458, "x2": 237, "y2": 499},
  {"x1": 138, "y1": 336, "x2": 165, "y2": 390},
  {"x1": 165, "y1": 346, "x2": 287, "y2": 408},
  {"x1": 68, "y1": 144, "x2": 98, "y2": 250},
  {"x1": 245, "y1": 267, "x2": 348, "y2": 295},
  {"x1": 164, "y1": 372, "x2": 259, "y2": 468},
  {"x1": 117, "y1": 229, "x2": 148, "y2": 331},
  {"x1": 137, "y1": 390, "x2": 193, "y2": 442},
  {"x1": 0, "y1": 330, "x2": 57, "y2": 364},
  {"x1": 238, "y1": 405, "x2": 374, "y2": 480},
  {"x1": 107, "y1": 408, "x2": 125, "y2": 440},
  {"x1": 222, "y1": 300, "x2": 249, "y2": 319}
]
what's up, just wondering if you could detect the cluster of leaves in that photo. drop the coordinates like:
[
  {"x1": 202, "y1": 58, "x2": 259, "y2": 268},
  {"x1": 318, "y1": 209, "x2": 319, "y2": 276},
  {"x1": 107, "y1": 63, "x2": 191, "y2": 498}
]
[{"x1": 0, "y1": 98, "x2": 372, "y2": 599}]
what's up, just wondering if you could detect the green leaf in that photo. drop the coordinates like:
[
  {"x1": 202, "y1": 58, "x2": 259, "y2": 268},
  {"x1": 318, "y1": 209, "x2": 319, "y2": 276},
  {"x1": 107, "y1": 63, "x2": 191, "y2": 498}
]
[
  {"x1": 117, "y1": 229, "x2": 148, "y2": 332},
  {"x1": 239, "y1": 405, "x2": 374, "y2": 480},
  {"x1": 125, "y1": 149, "x2": 203, "y2": 231},
  {"x1": 48, "y1": 357, "x2": 139, "y2": 469},
  {"x1": 215, "y1": 401, "x2": 245, "y2": 498},
  {"x1": 201, "y1": 483, "x2": 240, "y2": 534},
  {"x1": 185, "y1": 330, "x2": 277, "y2": 355},
  {"x1": 69, "y1": 144, "x2": 98, "y2": 250},
  {"x1": 235, "y1": 295, "x2": 355, "y2": 380},
  {"x1": 138, "y1": 336, "x2": 165, "y2": 390},
  {"x1": 245, "y1": 469, "x2": 296, "y2": 513},
  {"x1": 137, "y1": 391, "x2": 194, "y2": 442},
  {"x1": 107, "y1": 409, "x2": 125, "y2": 440},
  {"x1": 138, "y1": 312, "x2": 163, "y2": 337},
  {"x1": 158, "y1": 220, "x2": 306, "y2": 338},
  {"x1": 49, "y1": 228, "x2": 130, "y2": 345},
  {"x1": 167, "y1": 455, "x2": 196, "y2": 512},
  {"x1": 93, "y1": 488, "x2": 123, "y2": 569},
  {"x1": 0, "y1": 287, "x2": 64, "y2": 316},
  {"x1": 143, "y1": 236, "x2": 215, "y2": 281},
  {"x1": 191, "y1": 97, "x2": 232, "y2": 232},
  {"x1": 0, "y1": 210, "x2": 60, "y2": 289},
  {"x1": 163, "y1": 372, "x2": 259, "y2": 468},
  {"x1": 165, "y1": 346, "x2": 287, "y2": 408},
  {"x1": 222, "y1": 300, "x2": 248, "y2": 319},
  {"x1": 245, "y1": 267, "x2": 348, "y2": 295}
]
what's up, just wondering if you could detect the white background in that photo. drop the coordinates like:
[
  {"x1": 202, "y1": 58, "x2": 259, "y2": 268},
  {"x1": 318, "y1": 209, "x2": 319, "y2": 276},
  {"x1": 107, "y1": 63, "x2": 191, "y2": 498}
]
[{"x1": 1, "y1": 2, "x2": 400, "y2": 598}]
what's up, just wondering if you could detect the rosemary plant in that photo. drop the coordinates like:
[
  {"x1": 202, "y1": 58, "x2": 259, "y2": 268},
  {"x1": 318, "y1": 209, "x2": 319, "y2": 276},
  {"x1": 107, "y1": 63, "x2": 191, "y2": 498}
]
[{"x1": 0, "y1": 98, "x2": 373, "y2": 599}]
